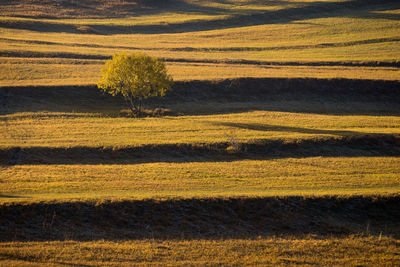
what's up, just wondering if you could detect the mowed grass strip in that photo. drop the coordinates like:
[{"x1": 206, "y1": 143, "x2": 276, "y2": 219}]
[
  {"x1": 1, "y1": 157, "x2": 399, "y2": 202},
  {"x1": 0, "y1": 236, "x2": 399, "y2": 266},
  {"x1": 2, "y1": 111, "x2": 400, "y2": 148}
]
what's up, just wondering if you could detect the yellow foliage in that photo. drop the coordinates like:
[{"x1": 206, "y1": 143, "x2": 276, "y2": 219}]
[{"x1": 97, "y1": 53, "x2": 173, "y2": 113}]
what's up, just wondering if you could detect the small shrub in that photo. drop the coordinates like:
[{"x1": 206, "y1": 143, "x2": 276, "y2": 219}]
[
  {"x1": 76, "y1": 25, "x2": 98, "y2": 34},
  {"x1": 225, "y1": 130, "x2": 244, "y2": 154},
  {"x1": 119, "y1": 107, "x2": 176, "y2": 118}
]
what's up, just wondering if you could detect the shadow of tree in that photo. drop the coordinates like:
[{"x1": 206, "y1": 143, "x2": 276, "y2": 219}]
[
  {"x1": 208, "y1": 121, "x2": 365, "y2": 137},
  {"x1": 1, "y1": 78, "x2": 399, "y2": 116}
]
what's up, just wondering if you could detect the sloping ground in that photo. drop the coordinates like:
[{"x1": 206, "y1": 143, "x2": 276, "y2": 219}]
[
  {"x1": 1, "y1": 196, "x2": 399, "y2": 241},
  {"x1": 0, "y1": 0, "x2": 399, "y2": 84},
  {"x1": 1, "y1": 78, "x2": 399, "y2": 203},
  {"x1": 1, "y1": 78, "x2": 399, "y2": 165},
  {"x1": 0, "y1": 0, "x2": 398, "y2": 33},
  {"x1": 0, "y1": 1, "x2": 399, "y2": 265}
]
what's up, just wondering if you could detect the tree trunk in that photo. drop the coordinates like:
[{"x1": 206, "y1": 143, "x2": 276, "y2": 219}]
[
  {"x1": 138, "y1": 98, "x2": 142, "y2": 117},
  {"x1": 123, "y1": 95, "x2": 137, "y2": 117}
]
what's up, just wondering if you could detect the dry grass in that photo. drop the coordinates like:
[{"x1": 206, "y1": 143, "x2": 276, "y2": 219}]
[
  {"x1": 0, "y1": 236, "x2": 399, "y2": 266},
  {"x1": 1, "y1": 58, "x2": 399, "y2": 86},
  {"x1": 0, "y1": 0, "x2": 399, "y2": 84},
  {"x1": 2, "y1": 110, "x2": 399, "y2": 148},
  {"x1": 1, "y1": 157, "x2": 399, "y2": 202},
  {"x1": 0, "y1": 1, "x2": 399, "y2": 264}
]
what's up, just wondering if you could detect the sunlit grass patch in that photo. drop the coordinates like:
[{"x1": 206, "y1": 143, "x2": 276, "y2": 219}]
[
  {"x1": 1, "y1": 157, "x2": 399, "y2": 202},
  {"x1": 0, "y1": 0, "x2": 399, "y2": 83},
  {"x1": 1, "y1": 59, "x2": 399, "y2": 86},
  {"x1": 2, "y1": 110, "x2": 399, "y2": 147},
  {"x1": 0, "y1": 236, "x2": 398, "y2": 266},
  {"x1": 0, "y1": 1, "x2": 399, "y2": 265}
]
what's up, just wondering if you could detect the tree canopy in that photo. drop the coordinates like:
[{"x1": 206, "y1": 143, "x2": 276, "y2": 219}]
[{"x1": 97, "y1": 52, "x2": 173, "y2": 116}]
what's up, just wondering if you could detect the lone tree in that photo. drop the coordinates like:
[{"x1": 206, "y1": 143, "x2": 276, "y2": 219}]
[{"x1": 97, "y1": 52, "x2": 173, "y2": 116}]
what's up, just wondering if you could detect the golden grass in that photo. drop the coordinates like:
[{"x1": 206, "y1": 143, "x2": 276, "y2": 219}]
[
  {"x1": 0, "y1": 0, "x2": 303, "y2": 18},
  {"x1": 0, "y1": 2, "x2": 399, "y2": 264},
  {"x1": 1, "y1": 20, "x2": 399, "y2": 63},
  {"x1": 0, "y1": 236, "x2": 399, "y2": 266},
  {"x1": 166, "y1": 63, "x2": 400, "y2": 81},
  {"x1": 1, "y1": 157, "x2": 399, "y2": 202},
  {"x1": 0, "y1": 0, "x2": 399, "y2": 84},
  {"x1": 1, "y1": 59, "x2": 399, "y2": 86},
  {"x1": 2, "y1": 110, "x2": 399, "y2": 148},
  {"x1": 0, "y1": 0, "x2": 350, "y2": 18},
  {"x1": 0, "y1": 13, "x2": 232, "y2": 27}
]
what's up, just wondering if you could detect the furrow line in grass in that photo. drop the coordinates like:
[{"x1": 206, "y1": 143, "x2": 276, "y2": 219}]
[
  {"x1": 166, "y1": 58, "x2": 400, "y2": 68},
  {"x1": 0, "y1": 50, "x2": 109, "y2": 60},
  {"x1": 1, "y1": 50, "x2": 400, "y2": 68},
  {"x1": 0, "y1": 37, "x2": 153, "y2": 51},
  {"x1": 170, "y1": 37, "x2": 400, "y2": 51},
  {"x1": 1, "y1": 135, "x2": 399, "y2": 166}
]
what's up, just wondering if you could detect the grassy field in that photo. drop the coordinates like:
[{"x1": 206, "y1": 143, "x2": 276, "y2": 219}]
[
  {"x1": 1, "y1": 80, "x2": 399, "y2": 202},
  {"x1": 1, "y1": 0, "x2": 400, "y2": 265},
  {"x1": 2, "y1": 110, "x2": 400, "y2": 148},
  {"x1": 1, "y1": 236, "x2": 399, "y2": 266},
  {"x1": 0, "y1": 0, "x2": 399, "y2": 85},
  {"x1": 1, "y1": 157, "x2": 399, "y2": 202},
  {"x1": 3, "y1": 58, "x2": 398, "y2": 86}
]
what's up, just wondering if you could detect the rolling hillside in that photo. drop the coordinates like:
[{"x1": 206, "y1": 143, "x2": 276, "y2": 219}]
[
  {"x1": 0, "y1": 0, "x2": 400, "y2": 265},
  {"x1": 0, "y1": 0, "x2": 399, "y2": 85}
]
